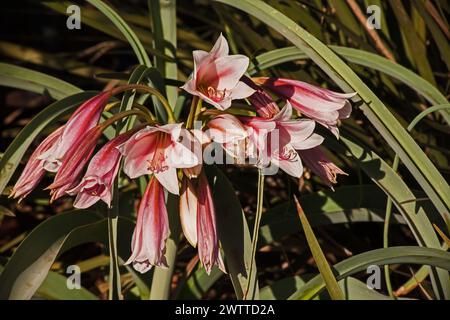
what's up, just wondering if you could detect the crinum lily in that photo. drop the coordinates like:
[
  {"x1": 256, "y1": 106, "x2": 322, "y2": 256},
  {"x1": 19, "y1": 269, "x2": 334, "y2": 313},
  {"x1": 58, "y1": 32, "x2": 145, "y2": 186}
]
[
  {"x1": 119, "y1": 123, "x2": 200, "y2": 195},
  {"x1": 181, "y1": 34, "x2": 255, "y2": 110}
]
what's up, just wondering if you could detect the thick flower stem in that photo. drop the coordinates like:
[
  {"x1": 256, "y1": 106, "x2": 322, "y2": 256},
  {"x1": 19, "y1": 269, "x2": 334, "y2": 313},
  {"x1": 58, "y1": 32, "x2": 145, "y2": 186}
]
[
  {"x1": 110, "y1": 84, "x2": 176, "y2": 123},
  {"x1": 244, "y1": 169, "x2": 264, "y2": 300}
]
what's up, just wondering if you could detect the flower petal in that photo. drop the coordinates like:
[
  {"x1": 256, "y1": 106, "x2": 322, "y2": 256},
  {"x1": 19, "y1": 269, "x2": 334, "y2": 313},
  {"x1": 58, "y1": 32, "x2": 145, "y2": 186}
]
[
  {"x1": 180, "y1": 178, "x2": 198, "y2": 247},
  {"x1": 155, "y1": 167, "x2": 179, "y2": 195}
]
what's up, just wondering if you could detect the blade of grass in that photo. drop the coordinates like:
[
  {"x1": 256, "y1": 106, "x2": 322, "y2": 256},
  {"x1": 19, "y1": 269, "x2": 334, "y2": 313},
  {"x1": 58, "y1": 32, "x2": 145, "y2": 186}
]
[
  {"x1": 289, "y1": 246, "x2": 450, "y2": 300},
  {"x1": 0, "y1": 62, "x2": 81, "y2": 100},
  {"x1": 244, "y1": 169, "x2": 264, "y2": 300},
  {"x1": 293, "y1": 196, "x2": 344, "y2": 300},
  {"x1": 86, "y1": 0, "x2": 151, "y2": 67}
]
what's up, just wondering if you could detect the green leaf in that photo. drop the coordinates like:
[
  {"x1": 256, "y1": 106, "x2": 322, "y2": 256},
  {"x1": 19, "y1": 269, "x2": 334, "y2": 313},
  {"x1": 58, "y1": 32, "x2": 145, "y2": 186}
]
[
  {"x1": 0, "y1": 91, "x2": 98, "y2": 195},
  {"x1": 0, "y1": 62, "x2": 81, "y2": 100},
  {"x1": 0, "y1": 265, "x2": 97, "y2": 300},
  {"x1": 289, "y1": 246, "x2": 450, "y2": 300},
  {"x1": 149, "y1": 0, "x2": 178, "y2": 107},
  {"x1": 206, "y1": 166, "x2": 259, "y2": 300},
  {"x1": 35, "y1": 270, "x2": 98, "y2": 300},
  {"x1": 176, "y1": 264, "x2": 223, "y2": 299},
  {"x1": 294, "y1": 196, "x2": 344, "y2": 300},
  {"x1": 259, "y1": 185, "x2": 408, "y2": 247},
  {"x1": 0, "y1": 210, "x2": 102, "y2": 299},
  {"x1": 85, "y1": 0, "x2": 151, "y2": 67},
  {"x1": 0, "y1": 209, "x2": 140, "y2": 300}
]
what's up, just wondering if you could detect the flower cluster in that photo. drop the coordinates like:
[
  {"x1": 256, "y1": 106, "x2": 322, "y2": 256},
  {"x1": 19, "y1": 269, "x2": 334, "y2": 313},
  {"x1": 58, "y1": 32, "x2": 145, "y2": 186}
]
[{"x1": 10, "y1": 35, "x2": 354, "y2": 274}]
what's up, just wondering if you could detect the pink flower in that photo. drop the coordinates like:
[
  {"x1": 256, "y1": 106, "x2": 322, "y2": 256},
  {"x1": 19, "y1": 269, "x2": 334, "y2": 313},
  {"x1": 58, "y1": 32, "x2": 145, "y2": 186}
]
[
  {"x1": 255, "y1": 77, "x2": 355, "y2": 137},
  {"x1": 9, "y1": 126, "x2": 64, "y2": 201},
  {"x1": 181, "y1": 34, "x2": 255, "y2": 110},
  {"x1": 47, "y1": 125, "x2": 103, "y2": 202},
  {"x1": 67, "y1": 130, "x2": 136, "y2": 209},
  {"x1": 126, "y1": 177, "x2": 169, "y2": 273},
  {"x1": 298, "y1": 146, "x2": 347, "y2": 188},
  {"x1": 199, "y1": 173, "x2": 225, "y2": 273},
  {"x1": 206, "y1": 113, "x2": 248, "y2": 160},
  {"x1": 241, "y1": 102, "x2": 324, "y2": 176},
  {"x1": 242, "y1": 76, "x2": 280, "y2": 118},
  {"x1": 119, "y1": 123, "x2": 200, "y2": 195},
  {"x1": 180, "y1": 173, "x2": 225, "y2": 274},
  {"x1": 39, "y1": 91, "x2": 111, "y2": 172}
]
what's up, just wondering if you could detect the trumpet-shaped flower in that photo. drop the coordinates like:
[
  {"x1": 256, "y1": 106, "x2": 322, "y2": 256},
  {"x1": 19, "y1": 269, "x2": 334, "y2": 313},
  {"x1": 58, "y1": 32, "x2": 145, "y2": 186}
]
[
  {"x1": 181, "y1": 34, "x2": 255, "y2": 110},
  {"x1": 120, "y1": 124, "x2": 200, "y2": 195},
  {"x1": 241, "y1": 102, "x2": 324, "y2": 176},
  {"x1": 67, "y1": 130, "x2": 137, "y2": 209},
  {"x1": 126, "y1": 177, "x2": 169, "y2": 273},
  {"x1": 197, "y1": 172, "x2": 223, "y2": 274},
  {"x1": 206, "y1": 113, "x2": 248, "y2": 160},
  {"x1": 47, "y1": 125, "x2": 103, "y2": 202},
  {"x1": 179, "y1": 177, "x2": 198, "y2": 247},
  {"x1": 39, "y1": 91, "x2": 111, "y2": 172},
  {"x1": 255, "y1": 77, "x2": 355, "y2": 137},
  {"x1": 9, "y1": 126, "x2": 64, "y2": 201}
]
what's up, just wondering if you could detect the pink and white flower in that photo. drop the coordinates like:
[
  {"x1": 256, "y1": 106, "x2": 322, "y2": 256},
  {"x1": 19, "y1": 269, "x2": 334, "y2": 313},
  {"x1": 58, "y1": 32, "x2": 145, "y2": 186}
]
[
  {"x1": 9, "y1": 126, "x2": 64, "y2": 201},
  {"x1": 206, "y1": 113, "x2": 248, "y2": 160},
  {"x1": 242, "y1": 76, "x2": 279, "y2": 119},
  {"x1": 47, "y1": 125, "x2": 103, "y2": 202},
  {"x1": 241, "y1": 102, "x2": 324, "y2": 177},
  {"x1": 67, "y1": 129, "x2": 137, "y2": 209},
  {"x1": 126, "y1": 177, "x2": 169, "y2": 273},
  {"x1": 181, "y1": 34, "x2": 255, "y2": 110},
  {"x1": 39, "y1": 91, "x2": 112, "y2": 172},
  {"x1": 119, "y1": 123, "x2": 200, "y2": 195},
  {"x1": 197, "y1": 172, "x2": 224, "y2": 274},
  {"x1": 255, "y1": 77, "x2": 355, "y2": 137}
]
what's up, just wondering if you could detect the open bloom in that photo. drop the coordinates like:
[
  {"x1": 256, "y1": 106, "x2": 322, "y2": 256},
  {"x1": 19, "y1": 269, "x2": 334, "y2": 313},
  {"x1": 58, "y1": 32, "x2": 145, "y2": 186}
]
[
  {"x1": 9, "y1": 126, "x2": 64, "y2": 201},
  {"x1": 241, "y1": 102, "x2": 324, "y2": 176},
  {"x1": 39, "y1": 91, "x2": 111, "y2": 172},
  {"x1": 47, "y1": 125, "x2": 103, "y2": 202},
  {"x1": 181, "y1": 34, "x2": 255, "y2": 110},
  {"x1": 120, "y1": 123, "x2": 200, "y2": 195},
  {"x1": 255, "y1": 77, "x2": 355, "y2": 137},
  {"x1": 126, "y1": 177, "x2": 169, "y2": 273},
  {"x1": 67, "y1": 130, "x2": 136, "y2": 209},
  {"x1": 298, "y1": 146, "x2": 347, "y2": 188},
  {"x1": 206, "y1": 113, "x2": 248, "y2": 160}
]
